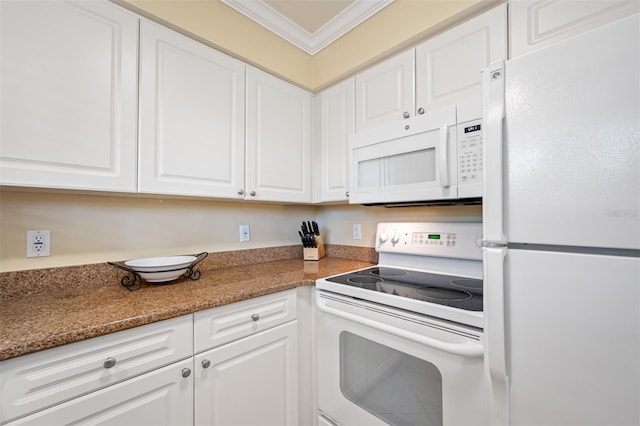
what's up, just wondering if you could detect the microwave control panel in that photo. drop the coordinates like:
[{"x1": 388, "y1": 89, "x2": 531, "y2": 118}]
[{"x1": 457, "y1": 118, "x2": 483, "y2": 186}]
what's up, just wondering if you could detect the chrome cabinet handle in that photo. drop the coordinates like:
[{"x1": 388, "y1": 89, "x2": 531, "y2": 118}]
[
  {"x1": 251, "y1": 313, "x2": 260, "y2": 321},
  {"x1": 202, "y1": 359, "x2": 211, "y2": 369},
  {"x1": 181, "y1": 368, "x2": 191, "y2": 378},
  {"x1": 103, "y1": 357, "x2": 116, "y2": 369},
  {"x1": 402, "y1": 111, "x2": 410, "y2": 119},
  {"x1": 345, "y1": 191, "x2": 349, "y2": 197},
  {"x1": 249, "y1": 191, "x2": 256, "y2": 197},
  {"x1": 417, "y1": 107, "x2": 425, "y2": 115},
  {"x1": 237, "y1": 189, "x2": 244, "y2": 195}
]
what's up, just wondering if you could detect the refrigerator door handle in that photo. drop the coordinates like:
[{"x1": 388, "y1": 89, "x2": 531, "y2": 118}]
[
  {"x1": 439, "y1": 125, "x2": 450, "y2": 188},
  {"x1": 482, "y1": 61, "x2": 506, "y2": 243},
  {"x1": 484, "y1": 246, "x2": 509, "y2": 425}
]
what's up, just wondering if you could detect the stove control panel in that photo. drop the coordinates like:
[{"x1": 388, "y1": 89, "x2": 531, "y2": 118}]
[{"x1": 376, "y1": 222, "x2": 482, "y2": 260}]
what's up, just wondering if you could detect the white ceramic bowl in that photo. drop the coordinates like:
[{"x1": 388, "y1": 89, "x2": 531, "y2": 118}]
[{"x1": 124, "y1": 256, "x2": 197, "y2": 283}]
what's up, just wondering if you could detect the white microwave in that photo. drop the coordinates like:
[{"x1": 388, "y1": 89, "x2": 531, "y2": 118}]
[{"x1": 349, "y1": 100, "x2": 483, "y2": 206}]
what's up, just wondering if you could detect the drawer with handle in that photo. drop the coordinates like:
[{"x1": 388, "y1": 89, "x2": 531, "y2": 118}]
[
  {"x1": 0, "y1": 315, "x2": 192, "y2": 423},
  {"x1": 194, "y1": 289, "x2": 296, "y2": 353}
]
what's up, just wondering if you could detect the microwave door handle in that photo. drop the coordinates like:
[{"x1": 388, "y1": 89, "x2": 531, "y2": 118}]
[{"x1": 439, "y1": 125, "x2": 450, "y2": 188}]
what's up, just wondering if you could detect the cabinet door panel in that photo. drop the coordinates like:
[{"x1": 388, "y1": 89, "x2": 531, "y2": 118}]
[
  {"x1": 7, "y1": 359, "x2": 193, "y2": 426},
  {"x1": 195, "y1": 322, "x2": 298, "y2": 426},
  {"x1": 319, "y1": 78, "x2": 355, "y2": 202},
  {"x1": 355, "y1": 50, "x2": 415, "y2": 132},
  {"x1": 416, "y1": 4, "x2": 506, "y2": 112},
  {"x1": 0, "y1": 0, "x2": 138, "y2": 192},
  {"x1": 139, "y1": 21, "x2": 246, "y2": 198},
  {"x1": 246, "y1": 68, "x2": 312, "y2": 202},
  {"x1": 509, "y1": 0, "x2": 638, "y2": 58}
]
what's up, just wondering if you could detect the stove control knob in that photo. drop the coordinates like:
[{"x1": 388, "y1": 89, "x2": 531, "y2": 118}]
[
  {"x1": 378, "y1": 230, "x2": 388, "y2": 245},
  {"x1": 390, "y1": 231, "x2": 400, "y2": 246}
]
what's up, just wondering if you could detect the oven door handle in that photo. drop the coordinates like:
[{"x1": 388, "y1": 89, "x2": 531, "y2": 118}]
[{"x1": 317, "y1": 301, "x2": 483, "y2": 358}]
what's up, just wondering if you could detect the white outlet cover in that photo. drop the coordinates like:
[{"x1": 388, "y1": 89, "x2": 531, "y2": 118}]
[
  {"x1": 239, "y1": 224, "x2": 250, "y2": 242},
  {"x1": 27, "y1": 229, "x2": 51, "y2": 257}
]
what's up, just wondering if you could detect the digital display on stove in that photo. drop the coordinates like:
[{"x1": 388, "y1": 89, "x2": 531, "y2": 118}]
[{"x1": 428, "y1": 234, "x2": 441, "y2": 240}]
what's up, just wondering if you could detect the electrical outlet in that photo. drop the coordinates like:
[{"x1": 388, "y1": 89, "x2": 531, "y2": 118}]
[
  {"x1": 239, "y1": 224, "x2": 250, "y2": 242},
  {"x1": 352, "y1": 224, "x2": 362, "y2": 240},
  {"x1": 27, "y1": 230, "x2": 51, "y2": 257}
]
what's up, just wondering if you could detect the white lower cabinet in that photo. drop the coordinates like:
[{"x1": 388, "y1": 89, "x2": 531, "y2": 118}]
[
  {"x1": 1, "y1": 291, "x2": 303, "y2": 426},
  {"x1": 194, "y1": 322, "x2": 299, "y2": 426},
  {"x1": 0, "y1": 315, "x2": 193, "y2": 425},
  {"x1": 6, "y1": 358, "x2": 193, "y2": 426},
  {"x1": 193, "y1": 290, "x2": 300, "y2": 426}
]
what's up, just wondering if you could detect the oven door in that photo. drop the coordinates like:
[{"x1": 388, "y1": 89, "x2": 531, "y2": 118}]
[{"x1": 316, "y1": 291, "x2": 488, "y2": 426}]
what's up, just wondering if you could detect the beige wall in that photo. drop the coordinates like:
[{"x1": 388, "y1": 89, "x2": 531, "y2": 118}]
[
  {"x1": 0, "y1": 189, "x2": 481, "y2": 272},
  {"x1": 118, "y1": 0, "x2": 497, "y2": 91}
]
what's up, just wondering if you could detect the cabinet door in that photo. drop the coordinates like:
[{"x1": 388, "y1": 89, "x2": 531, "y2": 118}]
[
  {"x1": 355, "y1": 50, "x2": 415, "y2": 132},
  {"x1": 318, "y1": 78, "x2": 355, "y2": 202},
  {"x1": 7, "y1": 359, "x2": 194, "y2": 426},
  {"x1": 415, "y1": 4, "x2": 506, "y2": 113},
  {"x1": 509, "y1": 0, "x2": 638, "y2": 59},
  {"x1": 246, "y1": 67, "x2": 312, "y2": 202},
  {"x1": 0, "y1": 0, "x2": 138, "y2": 192},
  {"x1": 139, "y1": 21, "x2": 246, "y2": 199},
  {"x1": 194, "y1": 321, "x2": 299, "y2": 426}
]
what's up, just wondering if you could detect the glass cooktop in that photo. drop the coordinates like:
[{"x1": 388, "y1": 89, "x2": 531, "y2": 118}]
[{"x1": 325, "y1": 266, "x2": 483, "y2": 312}]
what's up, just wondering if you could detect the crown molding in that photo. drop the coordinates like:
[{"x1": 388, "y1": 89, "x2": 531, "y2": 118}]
[{"x1": 221, "y1": 0, "x2": 394, "y2": 55}]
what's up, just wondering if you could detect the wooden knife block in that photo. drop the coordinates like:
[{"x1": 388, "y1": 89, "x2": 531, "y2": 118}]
[{"x1": 303, "y1": 235, "x2": 325, "y2": 261}]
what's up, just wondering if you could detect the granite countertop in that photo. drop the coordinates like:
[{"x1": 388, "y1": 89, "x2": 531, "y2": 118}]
[{"x1": 0, "y1": 256, "x2": 373, "y2": 362}]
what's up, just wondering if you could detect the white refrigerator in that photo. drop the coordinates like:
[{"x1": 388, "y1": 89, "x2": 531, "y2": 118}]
[{"x1": 482, "y1": 13, "x2": 639, "y2": 426}]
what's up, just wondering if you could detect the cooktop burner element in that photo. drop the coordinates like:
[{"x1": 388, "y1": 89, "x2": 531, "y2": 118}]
[
  {"x1": 450, "y1": 279, "x2": 483, "y2": 290},
  {"x1": 326, "y1": 266, "x2": 482, "y2": 311},
  {"x1": 369, "y1": 267, "x2": 409, "y2": 277},
  {"x1": 414, "y1": 287, "x2": 472, "y2": 301}
]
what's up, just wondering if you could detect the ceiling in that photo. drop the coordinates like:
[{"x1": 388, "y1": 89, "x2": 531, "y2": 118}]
[{"x1": 220, "y1": 0, "x2": 394, "y2": 55}]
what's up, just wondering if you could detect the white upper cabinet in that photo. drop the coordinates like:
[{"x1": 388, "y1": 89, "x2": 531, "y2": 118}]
[
  {"x1": 0, "y1": 0, "x2": 139, "y2": 192},
  {"x1": 353, "y1": 5, "x2": 506, "y2": 133},
  {"x1": 509, "y1": 0, "x2": 639, "y2": 59},
  {"x1": 246, "y1": 67, "x2": 313, "y2": 203},
  {"x1": 318, "y1": 78, "x2": 355, "y2": 202},
  {"x1": 138, "y1": 21, "x2": 246, "y2": 199},
  {"x1": 354, "y1": 50, "x2": 415, "y2": 132},
  {"x1": 416, "y1": 4, "x2": 507, "y2": 111}
]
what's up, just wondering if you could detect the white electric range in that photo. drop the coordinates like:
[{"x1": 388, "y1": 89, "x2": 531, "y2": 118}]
[{"x1": 315, "y1": 222, "x2": 487, "y2": 426}]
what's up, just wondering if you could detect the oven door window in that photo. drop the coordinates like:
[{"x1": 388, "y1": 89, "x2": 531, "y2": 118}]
[{"x1": 339, "y1": 331, "x2": 443, "y2": 426}]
